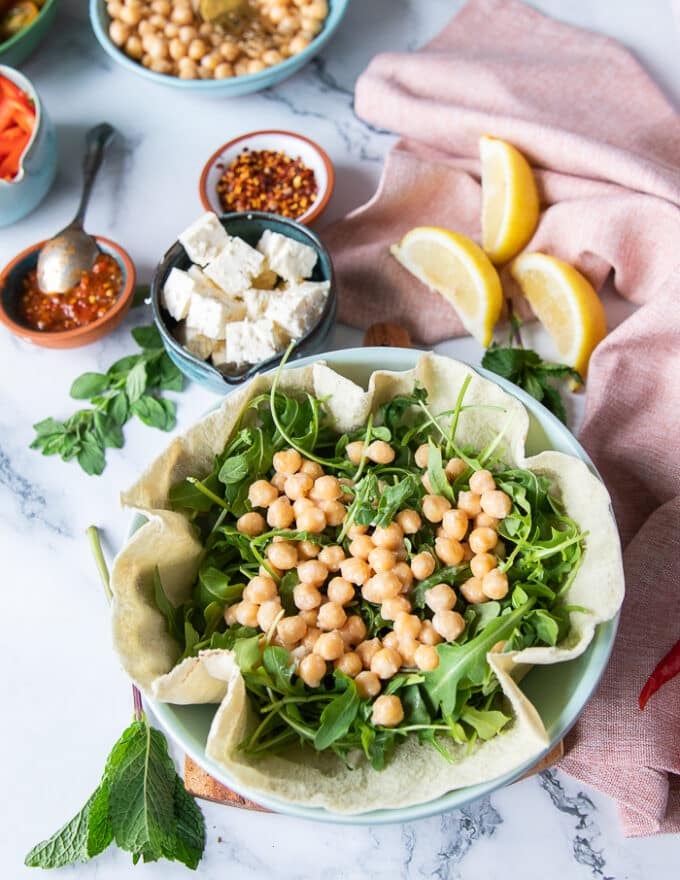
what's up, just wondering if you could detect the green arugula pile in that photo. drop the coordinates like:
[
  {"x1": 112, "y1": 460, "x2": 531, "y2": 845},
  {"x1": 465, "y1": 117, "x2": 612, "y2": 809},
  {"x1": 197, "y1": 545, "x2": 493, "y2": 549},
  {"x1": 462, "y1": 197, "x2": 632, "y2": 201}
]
[
  {"x1": 156, "y1": 372, "x2": 586, "y2": 771},
  {"x1": 30, "y1": 325, "x2": 183, "y2": 475}
]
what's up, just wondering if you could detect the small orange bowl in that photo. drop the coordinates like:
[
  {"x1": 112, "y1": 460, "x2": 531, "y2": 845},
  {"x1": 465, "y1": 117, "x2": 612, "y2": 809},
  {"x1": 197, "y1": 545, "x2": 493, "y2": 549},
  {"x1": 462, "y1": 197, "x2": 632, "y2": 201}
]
[
  {"x1": 0, "y1": 236, "x2": 136, "y2": 349},
  {"x1": 199, "y1": 130, "x2": 334, "y2": 226}
]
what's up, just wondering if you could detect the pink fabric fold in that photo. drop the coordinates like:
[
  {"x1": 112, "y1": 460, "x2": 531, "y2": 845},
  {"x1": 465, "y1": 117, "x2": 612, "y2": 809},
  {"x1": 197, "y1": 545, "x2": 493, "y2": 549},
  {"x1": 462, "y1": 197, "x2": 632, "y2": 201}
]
[{"x1": 322, "y1": 0, "x2": 680, "y2": 836}]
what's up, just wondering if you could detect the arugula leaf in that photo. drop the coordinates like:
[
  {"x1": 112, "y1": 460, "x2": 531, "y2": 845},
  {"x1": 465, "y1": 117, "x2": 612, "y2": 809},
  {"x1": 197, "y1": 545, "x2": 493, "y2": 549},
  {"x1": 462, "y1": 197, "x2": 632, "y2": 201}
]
[
  {"x1": 153, "y1": 568, "x2": 182, "y2": 644},
  {"x1": 461, "y1": 705, "x2": 511, "y2": 740},
  {"x1": 314, "y1": 678, "x2": 360, "y2": 750}
]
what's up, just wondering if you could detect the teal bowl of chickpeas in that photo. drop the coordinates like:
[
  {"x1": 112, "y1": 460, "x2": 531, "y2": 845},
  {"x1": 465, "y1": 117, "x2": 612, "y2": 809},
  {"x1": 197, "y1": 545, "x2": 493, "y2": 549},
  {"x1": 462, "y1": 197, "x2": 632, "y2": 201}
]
[{"x1": 90, "y1": 0, "x2": 349, "y2": 93}]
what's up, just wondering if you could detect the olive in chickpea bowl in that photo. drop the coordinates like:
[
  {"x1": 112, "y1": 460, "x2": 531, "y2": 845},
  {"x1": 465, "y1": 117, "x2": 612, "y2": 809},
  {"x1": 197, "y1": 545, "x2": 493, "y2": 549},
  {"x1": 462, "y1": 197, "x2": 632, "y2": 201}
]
[{"x1": 90, "y1": 0, "x2": 350, "y2": 96}]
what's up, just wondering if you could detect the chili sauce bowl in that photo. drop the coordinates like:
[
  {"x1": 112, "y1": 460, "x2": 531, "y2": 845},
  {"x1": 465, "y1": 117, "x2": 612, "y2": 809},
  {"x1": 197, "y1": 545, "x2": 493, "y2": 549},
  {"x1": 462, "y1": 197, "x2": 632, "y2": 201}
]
[
  {"x1": 199, "y1": 130, "x2": 334, "y2": 225},
  {"x1": 0, "y1": 65, "x2": 57, "y2": 227},
  {"x1": 0, "y1": 0, "x2": 59, "y2": 68},
  {"x1": 90, "y1": 0, "x2": 350, "y2": 97},
  {"x1": 151, "y1": 212, "x2": 337, "y2": 393},
  {"x1": 0, "y1": 236, "x2": 136, "y2": 349}
]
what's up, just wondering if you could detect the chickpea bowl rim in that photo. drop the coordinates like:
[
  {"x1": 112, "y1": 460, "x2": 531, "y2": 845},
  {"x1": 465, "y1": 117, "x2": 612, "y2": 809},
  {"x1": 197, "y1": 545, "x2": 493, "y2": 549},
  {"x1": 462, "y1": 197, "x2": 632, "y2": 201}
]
[
  {"x1": 89, "y1": 0, "x2": 351, "y2": 94},
  {"x1": 0, "y1": 235, "x2": 136, "y2": 349},
  {"x1": 198, "y1": 129, "x2": 335, "y2": 225}
]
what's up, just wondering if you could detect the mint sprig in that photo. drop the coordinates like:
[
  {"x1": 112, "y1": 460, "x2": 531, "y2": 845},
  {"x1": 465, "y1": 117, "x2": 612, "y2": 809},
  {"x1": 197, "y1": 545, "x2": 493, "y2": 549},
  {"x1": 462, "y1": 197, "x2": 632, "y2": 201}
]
[{"x1": 30, "y1": 325, "x2": 184, "y2": 475}]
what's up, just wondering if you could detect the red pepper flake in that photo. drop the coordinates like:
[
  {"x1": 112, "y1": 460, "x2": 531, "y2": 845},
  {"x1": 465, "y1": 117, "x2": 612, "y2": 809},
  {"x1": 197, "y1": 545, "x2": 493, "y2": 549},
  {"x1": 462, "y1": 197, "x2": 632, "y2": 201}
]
[
  {"x1": 216, "y1": 148, "x2": 318, "y2": 219},
  {"x1": 18, "y1": 253, "x2": 123, "y2": 332},
  {"x1": 638, "y1": 637, "x2": 680, "y2": 709}
]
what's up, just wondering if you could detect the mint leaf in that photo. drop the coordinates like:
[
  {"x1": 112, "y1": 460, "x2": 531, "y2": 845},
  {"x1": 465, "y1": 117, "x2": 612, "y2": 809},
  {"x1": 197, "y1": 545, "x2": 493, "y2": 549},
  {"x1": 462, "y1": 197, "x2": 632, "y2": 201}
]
[
  {"x1": 125, "y1": 360, "x2": 147, "y2": 403},
  {"x1": 171, "y1": 777, "x2": 206, "y2": 870},
  {"x1": 70, "y1": 372, "x2": 110, "y2": 400},
  {"x1": 132, "y1": 324, "x2": 163, "y2": 350},
  {"x1": 77, "y1": 439, "x2": 106, "y2": 476},
  {"x1": 25, "y1": 787, "x2": 102, "y2": 868}
]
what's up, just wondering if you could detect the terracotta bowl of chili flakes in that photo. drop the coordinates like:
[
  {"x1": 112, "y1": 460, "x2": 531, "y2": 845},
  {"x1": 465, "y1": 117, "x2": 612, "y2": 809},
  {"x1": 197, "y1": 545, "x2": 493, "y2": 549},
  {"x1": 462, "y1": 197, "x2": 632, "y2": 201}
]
[
  {"x1": 0, "y1": 236, "x2": 136, "y2": 348},
  {"x1": 199, "y1": 130, "x2": 334, "y2": 225}
]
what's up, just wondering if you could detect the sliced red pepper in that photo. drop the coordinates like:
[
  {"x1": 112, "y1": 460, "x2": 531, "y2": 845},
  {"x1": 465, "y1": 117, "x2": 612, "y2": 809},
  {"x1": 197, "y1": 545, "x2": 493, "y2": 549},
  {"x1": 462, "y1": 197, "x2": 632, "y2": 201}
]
[{"x1": 639, "y1": 637, "x2": 680, "y2": 709}]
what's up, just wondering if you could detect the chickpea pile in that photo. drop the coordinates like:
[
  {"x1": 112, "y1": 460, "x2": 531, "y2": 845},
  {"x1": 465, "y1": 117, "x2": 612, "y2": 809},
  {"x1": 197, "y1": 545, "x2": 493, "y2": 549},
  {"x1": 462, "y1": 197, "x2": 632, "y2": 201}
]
[
  {"x1": 223, "y1": 441, "x2": 513, "y2": 730},
  {"x1": 106, "y1": 0, "x2": 329, "y2": 80}
]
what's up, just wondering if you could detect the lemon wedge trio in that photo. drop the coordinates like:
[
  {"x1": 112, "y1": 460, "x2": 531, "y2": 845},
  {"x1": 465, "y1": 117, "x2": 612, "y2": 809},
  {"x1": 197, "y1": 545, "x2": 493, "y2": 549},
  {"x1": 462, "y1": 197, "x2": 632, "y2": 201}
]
[{"x1": 390, "y1": 136, "x2": 607, "y2": 377}]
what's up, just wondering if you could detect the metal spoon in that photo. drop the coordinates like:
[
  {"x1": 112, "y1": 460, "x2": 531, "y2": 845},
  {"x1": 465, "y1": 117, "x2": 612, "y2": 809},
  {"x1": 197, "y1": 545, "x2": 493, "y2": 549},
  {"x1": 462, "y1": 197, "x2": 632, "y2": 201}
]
[{"x1": 37, "y1": 123, "x2": 116, "y2": 294}]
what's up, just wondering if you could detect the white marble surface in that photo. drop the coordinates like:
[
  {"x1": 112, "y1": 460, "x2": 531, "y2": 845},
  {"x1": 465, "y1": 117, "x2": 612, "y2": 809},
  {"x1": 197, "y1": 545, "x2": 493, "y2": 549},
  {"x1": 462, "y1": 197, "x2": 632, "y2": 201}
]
[{"x1": 2, "y1": 0, "x2": 679, "y2": 877}]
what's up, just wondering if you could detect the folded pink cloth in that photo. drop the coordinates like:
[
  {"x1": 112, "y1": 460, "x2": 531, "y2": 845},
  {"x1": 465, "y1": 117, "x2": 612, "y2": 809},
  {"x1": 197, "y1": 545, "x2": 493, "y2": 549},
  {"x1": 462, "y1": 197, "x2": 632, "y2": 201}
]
[{"x1": 323, "y1": 0, "x2": 680, "y2": 837}]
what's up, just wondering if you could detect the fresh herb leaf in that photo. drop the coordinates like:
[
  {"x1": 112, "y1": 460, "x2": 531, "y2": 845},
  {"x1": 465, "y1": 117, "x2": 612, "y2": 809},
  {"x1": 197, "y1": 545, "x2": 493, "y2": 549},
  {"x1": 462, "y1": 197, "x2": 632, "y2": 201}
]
[
  {"x1": 24, "y1": 787, "x2": 107, "y2": 868},
  {"x1": 314, "y1": 678, "x2": 360, "y2": 750},
  {"x1": 70, "y1": 373, "x2": 110, "y2": 400}
]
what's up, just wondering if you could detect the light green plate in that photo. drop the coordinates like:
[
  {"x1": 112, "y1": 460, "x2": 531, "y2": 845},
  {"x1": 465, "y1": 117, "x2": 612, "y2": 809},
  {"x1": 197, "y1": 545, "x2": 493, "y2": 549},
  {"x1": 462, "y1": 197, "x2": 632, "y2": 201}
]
[{"x1": 147, "y1": 347, "x2": 620, "y2": 824}]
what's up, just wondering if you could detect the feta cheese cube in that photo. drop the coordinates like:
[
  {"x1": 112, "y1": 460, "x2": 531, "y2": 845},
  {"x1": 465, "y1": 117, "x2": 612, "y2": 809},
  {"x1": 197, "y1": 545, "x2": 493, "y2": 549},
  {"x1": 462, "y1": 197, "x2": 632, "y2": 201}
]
[
  {"x1": 224, "y1": 318, "x2": 289, "y2": 365},
  {"x1": 256, "y1": 229, "x2": 318, "y2": 282},
  {"x1": 204, "y1": 236, "x2": 264, "y2": 295},
  {"x1": 242, "y1": 288, "x2": 272, "y2": 320},
  {"x1": 185, "y1": 292, "x2": 246, "y2": 339},
  {"x1": 187, "y1": 264, "x2": 224, "y2": 298},
  {"x1": 161, "y1": 267, "x2": 194, "y2": 321},
  {"x1": 178, "y1": 212, "x2": 229, "y2": 266},
  {"x1": 265, "y1": 280, "x2": 330, "y2": 339},
  {"x1": 174, "y1": 323, "x2": 216, "y2": 361}
]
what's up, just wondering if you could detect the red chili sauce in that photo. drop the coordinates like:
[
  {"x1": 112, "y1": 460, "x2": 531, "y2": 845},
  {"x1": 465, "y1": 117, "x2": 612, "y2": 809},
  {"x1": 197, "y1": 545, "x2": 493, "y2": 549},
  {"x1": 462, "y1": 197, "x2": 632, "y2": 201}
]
[{"x1": 18, "y1": 253, "x2": 123, "y2": 332}]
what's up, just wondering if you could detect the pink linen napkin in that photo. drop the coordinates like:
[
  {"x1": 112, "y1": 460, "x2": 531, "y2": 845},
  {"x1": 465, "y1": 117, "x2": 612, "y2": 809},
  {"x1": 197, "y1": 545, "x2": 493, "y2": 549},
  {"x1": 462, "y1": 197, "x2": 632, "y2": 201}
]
[{"x1": 322, "y1": 0, "x2": 680, "y2": 836}]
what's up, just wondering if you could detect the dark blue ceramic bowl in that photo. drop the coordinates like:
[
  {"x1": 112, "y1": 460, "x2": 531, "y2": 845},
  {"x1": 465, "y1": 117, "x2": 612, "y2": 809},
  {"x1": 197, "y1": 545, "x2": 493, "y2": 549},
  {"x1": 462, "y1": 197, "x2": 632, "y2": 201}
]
[{"x1": 151, "y1": 212, "x2": 337, "y2": 393}]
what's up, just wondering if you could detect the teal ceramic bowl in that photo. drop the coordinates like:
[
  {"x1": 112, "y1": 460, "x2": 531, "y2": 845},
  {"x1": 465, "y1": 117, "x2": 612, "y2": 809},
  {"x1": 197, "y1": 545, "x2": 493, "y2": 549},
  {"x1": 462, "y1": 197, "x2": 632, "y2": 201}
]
[
  {"x1": 90, "y1": 0, "x2": 350, "y2": 96},
  {"x1": 0, "y1": 0, "x2": 59, "y2": 67},
  {"x1": 151, "y1": 211, "x2": 337, "y2": 392},
  {"x1": 0, "y1": 65, "x2": 56, "y2": 227},
  {"x1": 147, "y1": 347, "x2": 620, "y2": 824}
]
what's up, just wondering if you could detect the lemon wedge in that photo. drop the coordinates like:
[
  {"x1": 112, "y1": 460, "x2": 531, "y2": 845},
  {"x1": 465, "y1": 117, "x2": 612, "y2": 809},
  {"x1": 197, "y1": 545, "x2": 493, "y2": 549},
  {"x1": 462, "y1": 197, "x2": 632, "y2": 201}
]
[
  {"x1": 480, "y1": 135, "x2": 539, "y2": 264},
  {"x1": 390, "y1": 226, "x2": 503, "y2": 346},
  {"x1": 511, "y1": 252, "x2": 607, "y2": 379}
]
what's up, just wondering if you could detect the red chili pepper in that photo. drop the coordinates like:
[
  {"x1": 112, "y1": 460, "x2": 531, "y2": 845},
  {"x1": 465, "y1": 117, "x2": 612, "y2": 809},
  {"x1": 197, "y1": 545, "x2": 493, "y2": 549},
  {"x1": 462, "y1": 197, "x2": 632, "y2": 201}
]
[{"x1": 638, "y1": 637, "x2": 680, "y2": 709}]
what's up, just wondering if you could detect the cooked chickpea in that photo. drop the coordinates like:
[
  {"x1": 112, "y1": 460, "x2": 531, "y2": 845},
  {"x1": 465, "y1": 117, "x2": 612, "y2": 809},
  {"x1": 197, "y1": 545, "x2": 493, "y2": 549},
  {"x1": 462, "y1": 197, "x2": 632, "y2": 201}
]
[
  {"x1": 119, "y1": 5, "x2": 142, "y2": 26},
  {"x1": 177, "y1": 24, "x2": 197, "y2": 42},
  {"x1": 480, "y1": 489, "x2": 512, "y2": 519},
  {"x1": 411, "y1": 551, "x2": 436, "y2": 580},
  {"x1": 297, "y1": 540, "x2": 320, "y2": 560},
  {"x1": 371, "y1": 647, "x2": 402, "y2": 680},
  {"x1": 445, "y1": 457, "x2": 468, "y2": 480},
  {"x1": 355, "y1": 670, "x2": 381, "y2": 698},
  {"x1": 327, "y1": 576, "x2": 355, "y2": 605},
  {"x1": 415, "y1": 644, "x2": 440, "y2": 671},
  {"x1": 371, "y1": 694, "x2": 404, "y2": 726},
  {"x1": 470, "y1": 553, "x2": 497, "y2": 579},
  {"x1": 368, "y1": 546, "x2": 397, "y2": 573},
  {"x1": 414, "y1": 444, "x2": 430, "y2": 468},
  {"x1": 187, "y1": 38, "x2": 207, "y2": 60},
  {"x1": 396, "y1": 508, "x2": 422, "y2": 534},
  {"x1": 125, "y1": 34, "x2": 144, "y2": 59},
  {"x1": 260, "y1": 562, "x2": 282, "y2": 579},
  {"x1": 461, "y1": 542, "x2": 474, "y2": 561},
  {"x1": 475, "y1": 512, "x2": 500, "y2": 529},
  {"x1": 270, "y1": 471, "x2": 288, "y2": 492},
  {"x1": 442, "y1": 508, "x2": 468, "y2": 540},
  {"x1": 421, "y1": 473, "x2": 434, "y2": 494},
  {"x1": 481, "y1": 568, "x2": 510, "y2": 600},
  {"x1": 435, "y1": 536, "x2": 465, "y2": 566},
  {"x1": 469, "y1": 469, "x2": 496, "y2": 495},
  {"x1": 372, "y1": 522, "x2": 404, "y2": 550},
  {"x1": 171, "y1": 3, "x2": 194, "y2": 25},
  {"x1": 214, "y1": 62, "x2": 234, "y2": 78},
  {"x1": 392, "y1": 561, "x2": 414, "y2": 591},
  {"x1": 249, "y1": 479, "x2": 279, "y2": 508},
  {"x1": 165, "y1": 22, "x2": 179, "y2": 39},
  {"x1": 339, "y1": 615, "x2": 367, "y2": 646},
  {"x1": 151, "y1": 0, "x2": 171, "y2": 14},
  {"x1": 349, "y1": 534, "x2": 374, "y2": 560},
  {"x1": 382, "y1": 631, "x2": 400, "y2": 651},
  {"x1": 178, "y1": 58, "x2": 199, "y2": 78},
  {"x1": 235, "y1": 600, "x2": 259, "y2": 628},
  {"x1": 347, "y1": 523, "x2": 368, "y2": 538},
  {"x1": 107, "y1": 0, "x2": 123, "y2": 17},
  {"x1": 302, "y1": 625, "x2": 321, "y2": 651},
  {"x1": 273, "y1": 448, "x2": 303, "y2": 475},
  {"x1": 219, "y1": 39, "x2": 240, "y2": 61},
  {"x1": 365, "y1": 440, "x2": 395, "y2": 464},
  {"x1": 237, "y1": 511, "x2": 266, "y2": 536},
  {"x1": 262, "y1": 48, "x2": 283, "y2": 66},
  {"x1": 224, "y1": 603, "x2": 239, "y2": 626},
  {"x1": 257, "y1": 599, "x2": 283, "y2": 632},
  {"x1": 266, "y1": 496, "x2": 295, "y2": 529},
  {"x1": 432, "y1": 609, "x2": 466, "y2": 641},
  {"x1": 398, "y1": 634, "x2": 419, "y2": 666},
  {"x1": 109, "y1": 20, "x2": 131, "y2": 46},
  {"x1": 419, "y1": 619, "x2": 443, "y2": 645},
  {"x1": 310, "y1": 475, "x2": 342, "y2": 502},
  {"x1": 334, "y1": 651, "x2": 363, "y2": 677},
  {"x1": 424, "y1": 583, "x2": 457, "y2": 613},
  {"x1": 460, "y1": 576, "x2": 486, "y2": 604},
  {"x1": 468, "y1": 526, "x2": 498, "y2": 555},
  {"x1": 318, "y1": 499, "x2": 346, "y2": 527},
  {"x1": 457, "y1": 490, "x2": 482, "y2": 517},
  {"x1": 422, "y1": 494, "x2": 452, "y2": 523},
  {"x1": 317, "y1": 544, "x2": 345, "y2": 571},
  {"x1": 381, "y1": 596, "x2": 412, "y2": 620},
  {"x1": 298, "y1": 652, "x2": 327, "y2": 687},
  {"x1": 345, "y1": 440, "x2": 365, "y2": 465},
  {"x1": 356, "y1": 638, "x2": 382, "y2": 668},
  {"x1": 168, "y1": 36, "x2": 186, "y2": 60},
  {"x1": 393, "y1": 612, "x2": 421, "y2": 639},
  {"x1": 266, "y1": 540, "x2": 298, "y2": 570},
  {"x1": 293, "y1": 496, "x2": 314, "y2": 516},
  {"x1": 277, "y1": 615, "x2": 307, "y2": 646},
  {"x1": 314, "y1": 630, "x2": 345, "y2": 661},
  {"x1": 339, "y1": 556, "x2": 371, "y2": 586},
  {"x1": 243, "y1": 575, "x2": 277, "y2": 604},
  {"x1": 296, "y1": 559, "x2": 328, "y2": 587},
  {"x1": 317, "y1": 601, "x2": 347, "y2": 631},
  {"x1": 296, "y1": 505, "x2": 327, "y2": 534},
  {"x1": 293, "y1": 583, "x2": 322, "y2": 612},
  {"x1": 149, "y1": 58, "x2": 173, "y2": 74},
  {"x1": 304, "y1": 0, "x2": 329, "y2": 20},
  {"x1": 362, "y1": 572, "x2": 402, "y2": 603},
  {"x1": 283, "y1": 472, "x2": 313, "y2": 500},
  {"x1": 300, "y1": 609, "x2": 318, "y2": 627}
]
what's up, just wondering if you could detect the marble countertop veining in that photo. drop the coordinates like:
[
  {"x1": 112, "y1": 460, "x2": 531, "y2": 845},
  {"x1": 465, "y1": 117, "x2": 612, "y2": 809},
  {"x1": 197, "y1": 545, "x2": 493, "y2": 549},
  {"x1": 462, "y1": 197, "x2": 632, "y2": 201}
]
[{"x1": 1, "y1": 1, "x2": 679, "y2": 877}]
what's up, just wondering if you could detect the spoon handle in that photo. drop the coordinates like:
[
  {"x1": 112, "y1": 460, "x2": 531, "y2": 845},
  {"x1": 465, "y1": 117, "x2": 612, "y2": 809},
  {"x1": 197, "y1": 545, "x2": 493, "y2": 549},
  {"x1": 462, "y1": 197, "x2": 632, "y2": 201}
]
[{"x1": 72, "y1": 123, "x2": 116, "y2": 228}]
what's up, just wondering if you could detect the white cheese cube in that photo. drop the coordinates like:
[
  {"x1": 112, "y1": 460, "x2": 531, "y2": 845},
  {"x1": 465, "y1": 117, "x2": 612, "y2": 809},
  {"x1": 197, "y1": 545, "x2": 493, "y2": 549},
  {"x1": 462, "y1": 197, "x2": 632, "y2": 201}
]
[
  {"x1": 256, "y1": 229, "x2": 318, "y2": 282},
  {"x1": 187, "y1": 264, "x2": 224, "y2": 298},
  {"x1": 174, "y1": 323, "x2": 216, "y2": 361},
  {"x1": 204, "y1": 236, "x2": 264, "y2": 295},
  {"x1": 185, "y1": 292, "x2": 246, "y2": 339},
  {"x1": 242, "y1": 288, "x2": 272, "y2": 320},
  {"x1": 178, "y1": 212, "x2": 229, "y2": 266},
  {"x1": 265, "y1": 280, "x2": 330, "y2": 339},
  {"x1": 252, "y1": 264, "x2": 278, "y2": 290},
  {"x1": 224, "y1": 318, "x2": 289, "y2": 365},
  {"x1": 161, "y1": 267, "x2": 194, "y2": 321},
  {"x1": 211, "y1": 340, "x2": 228, "y2": 368}
]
